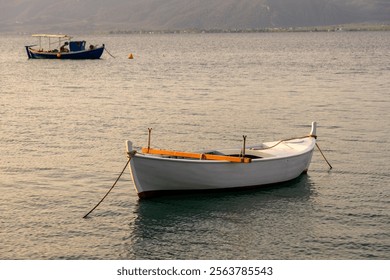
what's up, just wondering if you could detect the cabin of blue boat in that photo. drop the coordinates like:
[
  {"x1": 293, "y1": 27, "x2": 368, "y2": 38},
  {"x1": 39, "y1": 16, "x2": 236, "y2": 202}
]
[{"x1": 69, "y1": 41, "x2": 86, "y2": 51}]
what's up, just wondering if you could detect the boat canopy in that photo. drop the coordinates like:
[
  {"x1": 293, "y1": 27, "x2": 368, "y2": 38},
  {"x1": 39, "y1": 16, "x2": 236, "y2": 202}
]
[
  {"x1": 32, "y1": 34, "x2": 72, "y2": 39},
  {"x1": 31, "y1": 34, "x2": 72, "y2": 50}
]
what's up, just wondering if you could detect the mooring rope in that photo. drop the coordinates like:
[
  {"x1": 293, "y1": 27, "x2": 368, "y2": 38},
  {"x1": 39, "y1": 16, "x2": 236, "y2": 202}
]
[
  {"x1": 315, "y1": 142, "x2": 333, "y2": 170},
  {"x1": 104, "y1": 47, "x2": 116, "y2": 58},
  {"x1": 83, "y1": 154, "x2": 133, "y2": 219}
]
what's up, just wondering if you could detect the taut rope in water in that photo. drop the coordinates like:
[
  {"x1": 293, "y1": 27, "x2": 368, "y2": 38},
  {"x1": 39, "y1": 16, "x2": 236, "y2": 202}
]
[
  {"x1": 315, "y1": 142, "x2": 333, "y2": 170},
  {"x1": 104, "y1": 47, "x2": 116, "y2": 58},
  {"x1": 83, "y1": 153, "x2": 134, "y2": 219}
]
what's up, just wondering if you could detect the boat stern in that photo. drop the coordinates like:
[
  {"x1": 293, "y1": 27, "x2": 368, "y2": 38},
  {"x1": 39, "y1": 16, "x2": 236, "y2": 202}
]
[
  {"x1": 125, "y1": 141, "x2": 144, "y2": 196},
  {"x1": 303, "y1": 121, "x2": 317, "y2": 172},
  {"x1": 310, "y1": 121, "x2": 317, "y2": 138}
]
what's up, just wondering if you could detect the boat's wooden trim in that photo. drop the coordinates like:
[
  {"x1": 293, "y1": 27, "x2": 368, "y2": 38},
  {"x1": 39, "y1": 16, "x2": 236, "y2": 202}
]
[{"x1": 141, "y1": 147, "x2": 252, "y2": 163}]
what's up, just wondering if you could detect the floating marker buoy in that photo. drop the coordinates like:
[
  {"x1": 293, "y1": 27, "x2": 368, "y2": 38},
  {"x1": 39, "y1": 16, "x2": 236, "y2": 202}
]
[
  {"x1": 57, "y1": 53, "x2": 61, "y2": 58},
  {"x1": 128, "y1": 53, "x2": 134, "y2": 59}
]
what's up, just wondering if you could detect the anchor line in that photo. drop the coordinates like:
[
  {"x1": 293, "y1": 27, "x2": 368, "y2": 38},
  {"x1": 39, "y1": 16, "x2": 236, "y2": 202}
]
[{"x1": 83, "y1": 154, "x2": 134, "y2": 219}]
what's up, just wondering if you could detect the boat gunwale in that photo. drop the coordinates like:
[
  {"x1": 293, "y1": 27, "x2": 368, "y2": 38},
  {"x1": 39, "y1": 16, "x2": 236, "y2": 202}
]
[
  {"x1": 132, "y1": 137, "x2": 316, "y2": 164},
  {"x1": 27, "y1": 45, "x2": 104, "y2": 55}
]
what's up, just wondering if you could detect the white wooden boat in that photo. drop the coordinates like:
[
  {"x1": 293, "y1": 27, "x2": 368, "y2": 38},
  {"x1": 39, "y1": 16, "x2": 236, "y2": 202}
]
[{"x1": 126, "y1": 122, "x2": 317, "y2": 198}]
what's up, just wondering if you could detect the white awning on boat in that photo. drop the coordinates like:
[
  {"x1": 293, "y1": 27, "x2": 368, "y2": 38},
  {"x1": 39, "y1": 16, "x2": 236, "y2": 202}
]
[{"x1": 32, "y1": 34, "x2": 71, "y2": 39}]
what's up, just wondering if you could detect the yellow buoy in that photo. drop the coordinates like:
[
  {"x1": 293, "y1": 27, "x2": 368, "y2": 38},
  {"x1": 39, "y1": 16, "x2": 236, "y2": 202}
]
[
  {"x1": 128, "y1": 53, "x2": 134, "y2": 59},
  {"x1": 57, "y1": 53, "x2": 61, "y2": 58}
]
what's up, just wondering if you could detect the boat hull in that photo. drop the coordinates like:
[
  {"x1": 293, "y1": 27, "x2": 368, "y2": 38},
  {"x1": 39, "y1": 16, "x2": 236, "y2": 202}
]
[
  {"x1": 129, "y1": 140, "x2": 315, "y2": 198},
  {"x1": 25, "y1": 46, "x2": 104, "y2": 59}
]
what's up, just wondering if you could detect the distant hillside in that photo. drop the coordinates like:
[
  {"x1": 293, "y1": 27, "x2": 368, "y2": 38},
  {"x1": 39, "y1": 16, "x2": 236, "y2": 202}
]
[{"x1": 0, "y1": 0, "x2": 388, "y2": 33}]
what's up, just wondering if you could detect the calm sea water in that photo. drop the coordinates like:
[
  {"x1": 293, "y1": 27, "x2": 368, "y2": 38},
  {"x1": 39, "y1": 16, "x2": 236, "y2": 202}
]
[{"x1": 0, "y1": 32, "x2": 389, "y2": 260}]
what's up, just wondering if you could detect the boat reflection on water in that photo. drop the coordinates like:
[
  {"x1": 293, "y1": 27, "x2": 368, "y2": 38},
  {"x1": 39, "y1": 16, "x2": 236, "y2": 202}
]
[{"x1": 122, "y1": 174, "x2": 316, "y2": 259}]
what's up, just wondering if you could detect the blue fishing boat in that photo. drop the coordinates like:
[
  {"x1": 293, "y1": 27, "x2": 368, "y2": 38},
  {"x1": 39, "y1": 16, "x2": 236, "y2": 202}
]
[{"x1": 25, "y1": 34, "x2": 105, "y2": 59}]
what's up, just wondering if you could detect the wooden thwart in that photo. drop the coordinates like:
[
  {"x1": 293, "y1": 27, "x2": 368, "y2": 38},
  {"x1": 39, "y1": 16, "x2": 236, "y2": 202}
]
[{"x1": 141, "y1": 148, "x2": 252, "y2": 163}]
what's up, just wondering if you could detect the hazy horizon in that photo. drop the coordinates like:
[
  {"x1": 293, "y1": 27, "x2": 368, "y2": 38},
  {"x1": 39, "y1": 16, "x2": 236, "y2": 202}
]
[{"x1": 1, "y1": 0, "x2": 389, "y2": 34}]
